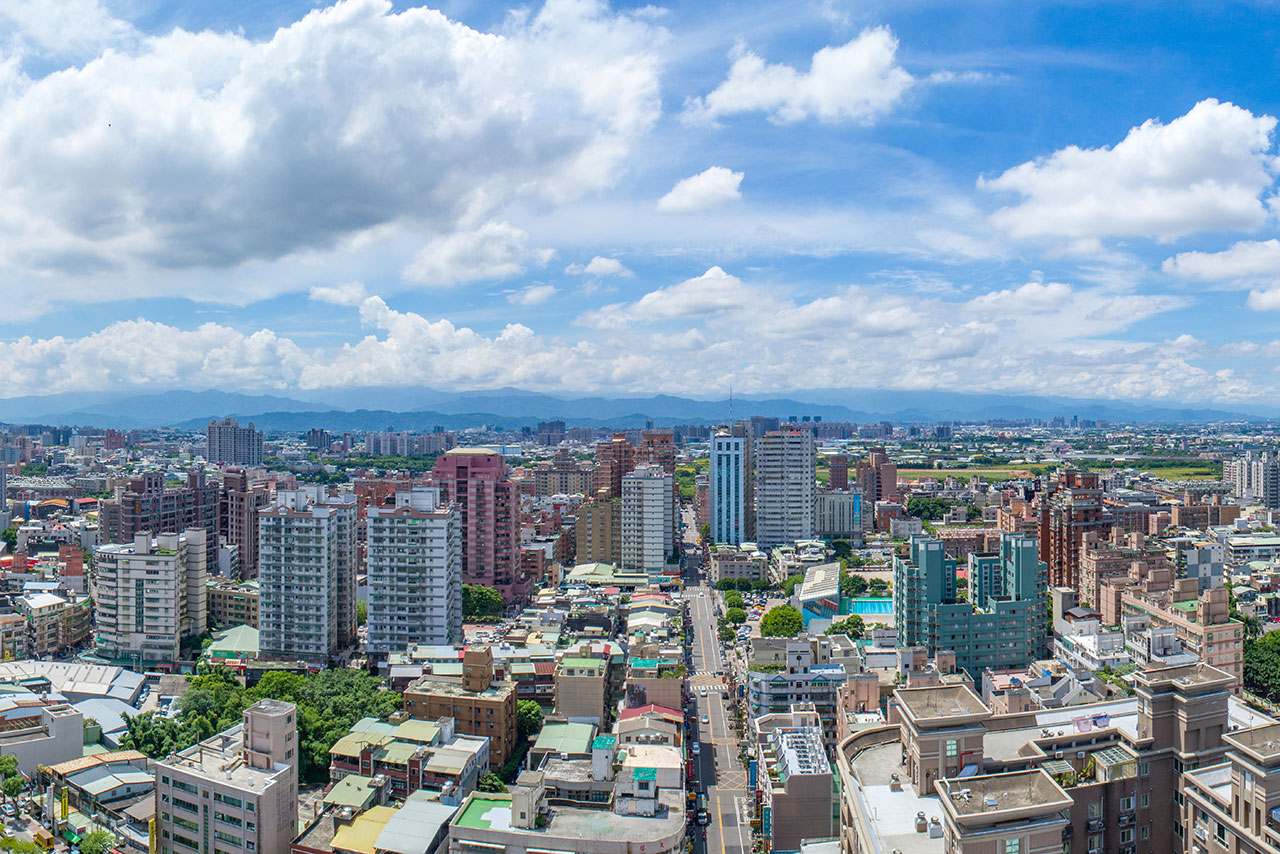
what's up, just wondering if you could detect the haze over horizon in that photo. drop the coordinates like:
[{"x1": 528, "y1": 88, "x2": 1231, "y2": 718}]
[{"x1": 0, "y1": 1, "x2": 1278, "y2": 405}]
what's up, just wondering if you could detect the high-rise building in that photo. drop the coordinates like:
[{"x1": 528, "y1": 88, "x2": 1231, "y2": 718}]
[
  {"x1": 304, "y1": 427, "x2": 331, "y2": 450},
  {"x1": 828, "y1": 453, "x2": 849, "y2": 490},
  {"x1": 894, "y1": 533, "x2": 1046, "y2": 674},
  {"x1": 154, "y1": 700, "x2": 298, "y2": 854},
  {"x1": 621, "y1": 464, "x2": 674, "y2": 573},
  {"x1": 93, "y1": 528, "x2": 208, "y2": 668},
  {"x1": 1043, "y1": 469, "x2": 1109, "y2": 588},
  {"x1": 1227, "y1": 449, "x2": 1280, "y2": 507},
  {"x1": 814, "y1": 489, "x2": 863, "y2": 541},
  {"x1": 637, "y1": 430, "x2": 676, "y2": 474},
  {"x1": 575, "y1": 489, "x2": 620, "y2": 566},
  {"x1": 595, "y1": 434, "x2": 637, "y2": 499},
  {"x1": 99, "y1": 469, "x2": 220, "y2": 564},
  {"x1": 753, "y1": 430, "x2": 815, "y2": 548},
  {"x1": 710, "y1": 432, "x2": 745, "y2": 545},
  {"x1": 366, "y1": 488, "x2": 461, "y2": 660},
  {"x1": 430, "y1": 449, "x2": 525, "y2": 603},
  {"x1": 206, "y1": 417, "x2": 264, "y2": 467},
  {"x1": 854, "y1": 446, "x2": 898, "y2": 506},
  {"x1": 219, "y1": 467, "x2": 270, "y2": 579},
  {"x1": 258, "y1": 488, "x2": 357, "y2": 665},
  {"x1": 533, "y1": 449, "x2": 595, "y2": 497}
]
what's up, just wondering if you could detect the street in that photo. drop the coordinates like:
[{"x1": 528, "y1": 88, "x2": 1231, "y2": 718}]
[{"x1": 683, "y1": 507, "x2": 751, "y2": 854}]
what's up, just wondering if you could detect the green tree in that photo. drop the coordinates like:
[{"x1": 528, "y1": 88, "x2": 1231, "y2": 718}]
[
  {"x1": 734, "y1": 577, "x2": 754, "y2": 591},
  {"x1": 0, "y1": 754, "x2": 18, "y2": 779},
  {"x1": 725, "y1": 607, "x2": 747, "y2": 625},
  {"x1": 80, "y1": 830, "x2": 117, "y2": 854},
  {"x1": 0, "y1": 838, "x2": 43, "y2": 854},
  {"x1": 714, "y1": 579, "x2": 737, "y2": 591},
  {"x1": 760, "y1": 605, "x2": 803, "y2": 638},
  {"x1": 752, "y1": 578, "x2": 772, "y2": 591},
  {"x1": 782, "y1": 574, "x2": 805, "y2": 597},
  {"x1": 699, "y1": 523, "x2": 710, "y2": 543},
  {"x1": 2, "y1": 773, "x2": 24, "y2": 804},
  {"x1": 517, "y1": 700, "x2": 545, "y2": 739},
  {"x1": 867, "y1": 578, "x2": 890, "y2": 596},
  {"x1": 356, "y1": 601, "x2": 367, "y2": 627},
  {"x1": 462, "y1": 585, "x2": 504, "y2": 619},
  {"x1": 0, "y1": 528, "x2": 14, "y2": 554},
  {"x1": 905, "y1": 497, "x2": 952, "y2": 521},
  {"x1": 723, "y1": 591, "x2": 744, "y2": 609},
  {"x1": 839, "y1": 568, "x2": 868, "y2": 599},
  {"x1": 831, "y1": 540, "x2": 852, "y2": 560},
  {"x1": 825, "y1": 615, "x2": 865, "y2": 638},
  {"x1": 477, "y1": 772, "x2": 506, "y2": 793},
  {"x1": 718, "y1": 626, "x2": 735, "y2": 643}
]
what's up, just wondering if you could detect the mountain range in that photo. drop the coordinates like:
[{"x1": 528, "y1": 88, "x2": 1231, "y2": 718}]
[{"x1": 0, "y1": 387, "x2": 1272, "y2": 431}]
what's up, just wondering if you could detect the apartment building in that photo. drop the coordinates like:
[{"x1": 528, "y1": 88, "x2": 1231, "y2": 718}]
[
  {"x1": 206, "y1": 417, "x2": 264, "y2": 467},
  {"x1": 532, "y1": 449, "x2": 595, "y2": 497},
  {"x1": 746, "y1": 639, "x2": 849, "y2": 747},
  {"x1": 100, "y1": 470, "x2": 220, "y2": 565},
  {"x1": 755, "y1": 722, "x2": 836, "y2": 852},
  {"x1": 0, "y1": 702, "x2": 83, "y2": 776},
  {"x1": 829, "y1": 453, "x2": 849, "y2": 490},
  {"x1": 403, "y1": 647, "x2": 517, "y2": 768},
  {"x1": 429, "y1": 449, "x2": 525, "y2": 603},
  {"x1": 754, "y1": 430, "x2": 816, "y2": 548},
  {"x1": 366, "y1": 488, "x2": 462, "y2": 661},
  {"x1": 258, "y1": 488, "x2": 357, "y2": 665},
  {"x1": 18, "y1": 590, "x2": 91, "y2": 657},
  {"x1": 328, "y1": 716, "x2": 488, "y2": 805},
  {"x1": 554, "y1": 657, "x2": 608, "y2": 726},
  {"x1": 1077, "y1": 529, "x2": 1171, "y2": 607},
  {"x1": 1044, "y1": 469, "x2": 1110, "y2": 588},
  {"x1": 155, "y1": 700, "x2": 298, "y2": 854},
  {"x1": 94, "y1": 528, "x2": 209, "y2": 668},
  {"x1": 708, "y1": 543, "x2": 767, "y2": 583},
  {"x1": 710, "y1": 432, "x2": 745, "y2": 546},
  {"x1": 895, "y1": 533, "x2": 1047, "y2": 675},
  {"x1": 815, "y1": 489, "x2": 864, "y2": 541},
  {"x1": 621, "y1": 464, "x2": 674, "y2": 574},
  {"x1": 206, "y1": 578, "x2": 260, "y2": 628},
  {"x1": 855, "y1": 446, "x2": 898, "y2": 505},
  {"x1": 220, "y1": 467, "x2": 270, "y2": 579},
  {"x1": 575, "y1": 489, "x2": 621, "y2": 566}
]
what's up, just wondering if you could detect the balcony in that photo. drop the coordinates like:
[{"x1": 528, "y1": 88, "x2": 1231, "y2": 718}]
[{"x1": 1086, "y1": 818, "x2": 1104, "y2": 833}]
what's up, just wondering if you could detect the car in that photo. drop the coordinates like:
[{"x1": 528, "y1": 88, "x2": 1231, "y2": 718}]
[
  {"x1": 701, "y1": 716, "x2": 709, "y2": 725},
  {"x1": 692, "y1": 742, "x2": 701, "y2": 755},
  {"x1": 1, "y1": 804, "x2": 14, "y2": 818}
]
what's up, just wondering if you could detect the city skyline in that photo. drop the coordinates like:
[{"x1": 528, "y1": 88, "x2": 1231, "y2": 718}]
[{"x1": 0, "y1": 1, "x2": 1278, "y2": 404}]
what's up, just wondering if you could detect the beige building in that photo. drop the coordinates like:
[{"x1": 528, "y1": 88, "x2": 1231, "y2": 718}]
[
  {"x1": 207, "y1": 578, "x2": 260, "y2": 628},
  {"x1": 155, "y1": 699, "x2": 298, "y2": 854},
  {"x1": 708, "y1": 543, "x2": 767, "y2": 583},
  {"x1": 404, "y1": 647, "x2": 518, "y2": 768},
  {"x1": 18, "y1": 590, "x2": 92, "y2": 657},
  {"x1": 554, "y1": 656, "x2": 608, "y2": 726},
  {"x1": 575, "y1": 490, "x2": 620, "y2": 566}
]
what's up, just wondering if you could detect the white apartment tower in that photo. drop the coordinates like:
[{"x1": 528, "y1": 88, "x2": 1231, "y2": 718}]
[
  {"x1": 366, "y1": 488, "x2": 462, "y2": 660},
  {"x1": 155, "y1": 699, "x2": 298, "y2": 854},
  {"x1": 621, "y1": 463, "x2": 674, "y2": 573},
  {"x1": 1229, "y1": 450, "x2": 1280, "y2": 507},
  {"x1": 93, "y1": 528, "x2": 208, "y2": 668},
  {"x1": 258, "y1": 488, "x2": 357, "y2": 665},
  {"x1": 754, "y1": 430, "x2": 816, "y2": 548},
  {"x1": 710, "y1": 432, "x2": 745, "y2": 545},
  {"x1": 205, "y1": 417, "x2": 264, "y2": 467}
]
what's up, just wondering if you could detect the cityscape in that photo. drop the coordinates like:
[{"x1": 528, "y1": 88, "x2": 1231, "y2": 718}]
[{"x1": 3, "y1": 3, "x2": 1280, "y2": 854}]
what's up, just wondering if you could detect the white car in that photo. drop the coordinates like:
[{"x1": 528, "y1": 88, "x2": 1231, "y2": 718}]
[
  {"x1": 692, "y1": 742, "x2": 701, "y2": 755},
  {"x1": 701, "y1": 716, "x2": 710, "y2": 725}
]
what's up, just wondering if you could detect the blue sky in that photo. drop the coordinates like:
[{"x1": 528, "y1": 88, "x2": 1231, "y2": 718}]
[{"x1": 0, "y1": 0, "x2": 1279, "y2": 404}]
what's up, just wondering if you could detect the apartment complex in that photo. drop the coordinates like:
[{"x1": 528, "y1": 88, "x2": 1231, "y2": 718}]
[
  {"x1": 895, "y1": 533, "x2": 1047, "y2": 675},
  {"x1": 854, "y1": 446, "x2": 898, "y2": 506},
  {"x1": 574, "y1": 490, "x2": 620, "y2": 566},
  {"x1": 94, "y1": 529, "x2": 209, "y2": 668},
  {"x1": 206, "y1": 417, "x2": 264, "y2": 467},
  {"x1": 18, "y1": 590, "x2": 92, "y2": 657},
  {"x1": 328, "y1": 716, "x2": 489, "y2": 805},
  {"x1": 754, "y1": 430, "x2": 816, "y2": 548},
  {"x1": 1044, "y1": 469, "x2": 1110, "y2": 588},
  {"x1": 207, "y1": 578, "x2": 260, "y2": 628},
  {"x1": 815, "y1": 489, "x2": 863, "y2": 540},
  {"x1": 430, "y1": 449, "x2": 525, "y2": 603},
  {"x1": 532, "y1": 449, "x2": 595, "y2": 497},
  {"x1": 258, "y1": 489, "x2": 357, "y2": 665},
  {"x1": 155, "y1": 700, "x2": 298, "y2": 854},
  {"x1": 100, "y1": 470, "x2": 220, "y2": 564},
  {"x1": 220, "y1": 467, "x2": 270, "y2": 578},
  {"x1": 366, "y1": 488, "x2": 462, "y2": 661},
  {"x1": 403, "y1": 647, "x2": 518, "y2": 768},
  {"x1": 621, "y1": 463, "x2": 674, "y2": 573},
  {"x1": 1227, "y1": 450, "x2": 1280, "y2": 508},
  {"x1": 710, "y1": 432, "x2": 745, "y2": 546},
  {"x1": 755, "y1": 721, "x2": 836, "y2": 852}
]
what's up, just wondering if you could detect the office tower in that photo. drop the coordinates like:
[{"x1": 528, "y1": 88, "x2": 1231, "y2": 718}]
[
  {"x1": 154, "y1": 700, "x2": 298, "y2": 854},
  {"x1": 710, "y1": 432, "x2": 744, "y2": 545},
  {"x1": 206, "y1": 417, "x2": 264, "y2": 467},
  {"x1": 753, "y1": 430, "x2": 816, "y2": 548},
  {"x1": 621, "y1": 463, "x2": 674, "y2": 572},
  {"x1": 1044, "y1": 469, "x2": 1109, "y2": 588},
  {"x1": 894, "y1": 533, "x2": 1046, "y2": 673},
  {"x1": 575, "y1": 489, "x2": 621, "y2": 566},
  {"x1": 93, "y1": 528, "x2": 208, "y2": 668},
  {"x1": 99, "y1": 469, "x2": 220, "y2": 563},
  {"x1": 814, "y1": 489, "x2": 862, "y2": 541},
  {"x1": 429, "y1": 448, "x2": 524, "y2": 602},
  {"x1": 594, "y1": 434, "x2": 637, "y2": 499},
  {"x1": 828, "y1": 453, "x2": 849, "y2": 490},
  {"x1": 854, "y1": 446, "x2": 898, "y2": 505},
  {"x1": 258, "y1": 488, "x2": 356, "y2": 665},
  {"x1": 366, "y1": 488, "x2": 461, "y2": 660},
  {"x1": 219, "y1": 467, "x2": 270, "y2": 579}
]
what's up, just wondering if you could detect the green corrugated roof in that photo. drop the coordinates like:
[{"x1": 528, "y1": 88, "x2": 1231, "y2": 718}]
[
  {"x1": 633, "y1": 767, "x2": 657, "y2": 782},
  {"x1": 592, "y1": 735, "x2": 617, "y2": 750}
]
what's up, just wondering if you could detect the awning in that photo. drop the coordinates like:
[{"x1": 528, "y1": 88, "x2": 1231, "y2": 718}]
[{"x1": 63, "y1": 831, "x2": 81, "y2": 844}]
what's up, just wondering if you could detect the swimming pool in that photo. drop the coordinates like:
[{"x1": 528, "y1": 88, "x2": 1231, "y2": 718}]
[{"x1": 848, "y1": 597, "x2": 893, "y2": 615}]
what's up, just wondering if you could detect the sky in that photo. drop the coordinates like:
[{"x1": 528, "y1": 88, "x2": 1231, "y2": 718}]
[{"x1": 0, "y1": 0, "x2": 1279, "y2": 405}]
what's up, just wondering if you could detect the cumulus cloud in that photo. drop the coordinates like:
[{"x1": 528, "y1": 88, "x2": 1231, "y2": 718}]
[
  {"x1": 565, "y1": 256, "x2": 633, "y2": 277},
  {"x1": 576, "y1": 266, "x2": 752, "y2": 328},
  {"x1": 508, "y1": 284, "x2": 558, "y2": 306},
  {"x1": 309, "y1": 281, "x2": 369, "y2": 306},
  {"x1": 981, "y1": 99, "x2": 1279, "y2": 242},
  {"x1": 0, "y1": 0, "x2": 661, "y2": 296},
  {"x1": 1248, "y1": 287, "x2": 1280, "y2": 311},
  {"x1": 0, "y1": 0, "x2": 134, "y2": 61},
  {"x1": 1163, "y1": 239, "x2": 1280, "y2": 282},
  {"x1": 685, "y1": 27, "x2": 912, "y2": 124},
  {"x1": 403, "y1": 221, "x2": 554, "y2": 286},
  {"x1": 657, "y1": 166, "x2": 744, "y2": 212}
]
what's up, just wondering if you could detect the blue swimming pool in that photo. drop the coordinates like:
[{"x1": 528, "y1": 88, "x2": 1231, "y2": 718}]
[{"x1": 848, "y1": 597, "x2": 893, "y2": 615}]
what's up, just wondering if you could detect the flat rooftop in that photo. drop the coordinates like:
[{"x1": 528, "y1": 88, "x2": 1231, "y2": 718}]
[
  {"x1": 850, "y1": 741, "x2": 944, "y2": 854},
  {"x1": 1226, "y1": 723, "x2": 1280, "y2": 763},
  {"x1": 455, "y1": 789, "x2": 684, "y2": 843},
  {"x1": 895, "y1": 685, "x2": 989, "y2": 724},
  {"x1": 159, "y1": 724, "x2": 289, "y2": 790},
  {"x1": 938, "y1": 769, "x2": 1072, "y2": 819}
]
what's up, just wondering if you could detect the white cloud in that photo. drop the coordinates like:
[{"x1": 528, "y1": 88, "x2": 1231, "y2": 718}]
[
  {"x1": 576, "y1": 266, "x2": 752, "y2": 328},
  {"x1": 968, "y1": 281, "x2": 1074, "y2": 312},
  {"x1": 403, "y1": 221, "x2": 554, "y2": 286},
  {"x1": 309, "y1": 281, "x2": 368, "y2": 306},
  {"x1": 508, "y1": 284, "x2": 557, "y2": 306},
  {"x1": 1163, "y1": 239, "x2": 1280, "y2": 282},
  {"x1": 657, "y1": 166, "x2": 744, "y2": 212},
  {"x1": 0, "y1": 0, "x2": 661, "y2": 301},
  {"x1": 981, "y1": 99, "x2": 1279, "y2": 242},
  {"x1": 685, "y1": 27, "x2": 912, "y2": 125},
  {"x1": 0, "y1": 0, "x2": 134, "y2": 61},
  {"x1": 1248, "y1": 286, "x2": 1280, "y2": 311},
  {"x1": 565, "y1": 255, "x2": 633, "y2": 277}
]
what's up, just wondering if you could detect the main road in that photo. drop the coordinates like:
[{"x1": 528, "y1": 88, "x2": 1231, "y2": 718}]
[{"x1": 682, "y1": 506, "x2": 750, "y2": 854}]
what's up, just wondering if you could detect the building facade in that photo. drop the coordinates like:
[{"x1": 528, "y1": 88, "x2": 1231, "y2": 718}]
[
  {"x1": 710, "y1": 433, "x2": 745, "y2": 546},
  {"x1": 206, "y1": 417, "x2": 264, "y2": 467},
  {"x1": 754, "y1": 430, "x2": 816, "y2": 548},
  {"x1": 621, "y1": 464, "x2": 674, "y2": 574},
  {"x1": 430, "y1": 449, "x2": 525, "y2": 603}
]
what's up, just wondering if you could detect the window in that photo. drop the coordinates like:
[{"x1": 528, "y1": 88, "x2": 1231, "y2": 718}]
[
  {"x1": 1141, "y1": 827, "x2": 1150, "y2": 840},
  {"x1": 1140, "y1": 794, "x2": 1149, "y2": 808},
  {"x1": 1216, "y1": 822, "x2": 1226, "y2": 844},
  {"x1": 1088, "y1": 802, "x2": 1101, "y2": 818},
  {"x1": 1004, "y1": 840, "x2": 1020, "y2": 854},
  {"x1": 1088, "y1": 834, "x2": 1100, "y2": 851},
  {"x1": 1120, "y1": 829, "x2": 1133, "y2": 844},
  {"x1": 945, "y1": 739, "x2": 958, "y2": 758},
  {"x1": 1120, "y1": 796, "x2": 1134, "y2": 812}
]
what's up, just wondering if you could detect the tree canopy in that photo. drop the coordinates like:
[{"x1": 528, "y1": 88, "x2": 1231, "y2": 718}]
[
  {"x1": 517, "y1": 700, "x2": 545, "y2": 739},
  {"x1": 723, "y1": 591, "x2": 744, "y2": 609},
  {"x1": 122, "y1": 666, "x2": 401, "y2": 784},
  {"x1": 825, "y1": 615, "x2": 866, "y2": 638},
  {"x1": 839, "y1": 568, "x2": 868, "y2": 598},
  {"x1": 782, "y1": 574, "x2": 805, "y2": 597},
  {"x1": 760, "y1": 605, "x2": 803, "y2": 638},
  {"x1": 725, "y1": 607, "x2": 747, "y2": 625},
  {"x1": 477, "y1": 772, "x2": 506, "y2": 793},
  {"x1": 463, "y1": 585, "x2": 504, "y2": 619},
  {"x1": 80, "y1": 831, "x2": 117, "y2": 854}
]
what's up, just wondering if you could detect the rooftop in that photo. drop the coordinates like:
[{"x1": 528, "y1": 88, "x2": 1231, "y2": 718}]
[
  {"x1": 895, "y1": 685, "x2": 989, "y2": 725},
  {"x1": 1225, "y1": 723, "x2": 1280, "y2": 763},
  {"x1": 936, "y1": 770, "x2": 1072, "y2": 823}
]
